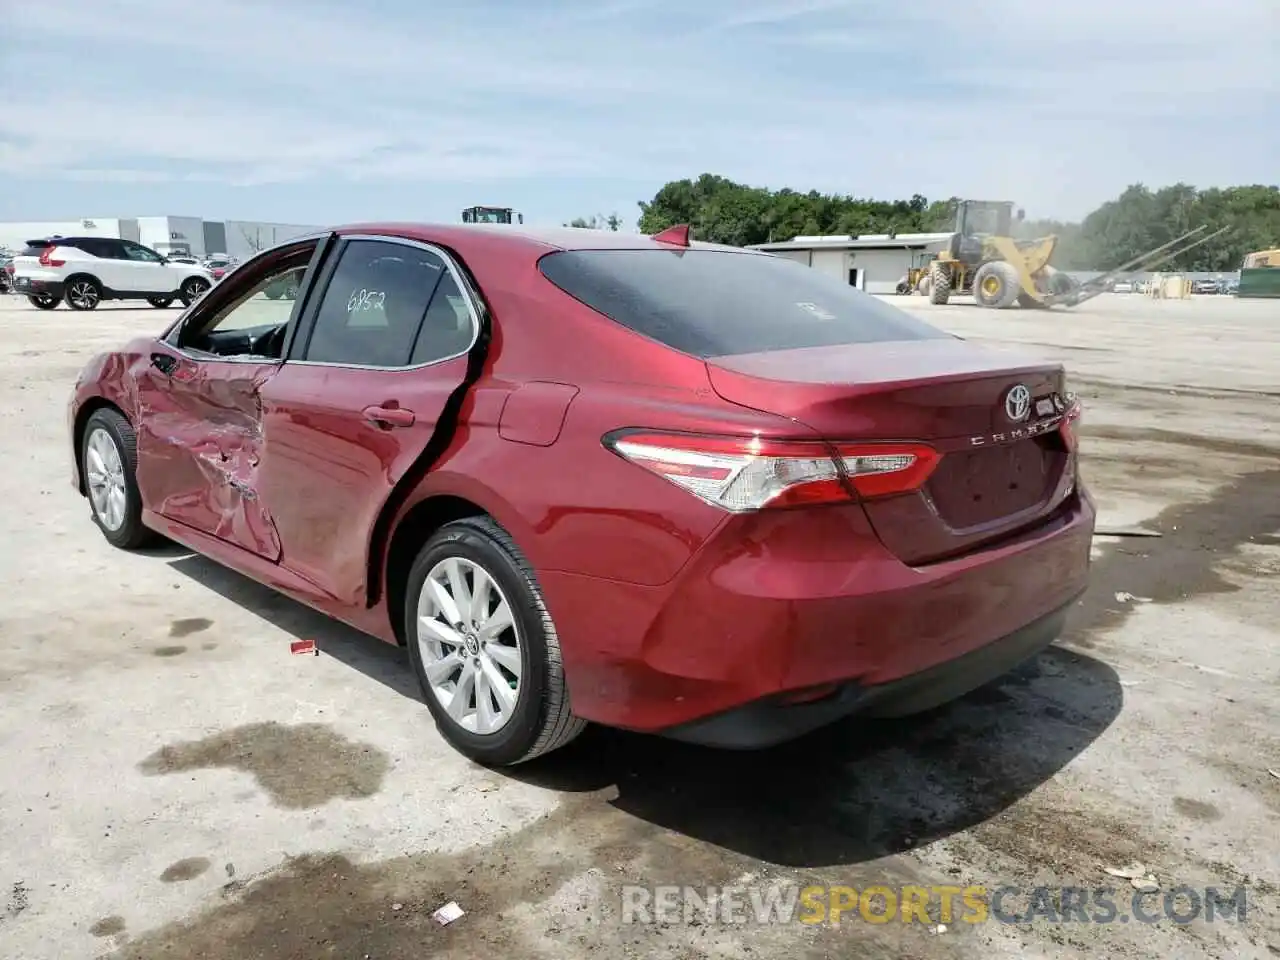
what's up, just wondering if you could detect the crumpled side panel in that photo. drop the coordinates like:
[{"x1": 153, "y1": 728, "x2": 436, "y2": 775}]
[{"x1": 135, "y1": 358, "x2": 283, "y2": 561}]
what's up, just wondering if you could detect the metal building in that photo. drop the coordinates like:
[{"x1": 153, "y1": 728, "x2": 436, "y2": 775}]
[{"x1": 748, "y1": 232, "x2": 953, "y2": 294}]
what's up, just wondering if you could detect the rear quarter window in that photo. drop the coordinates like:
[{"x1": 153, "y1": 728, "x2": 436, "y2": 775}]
[{"x1": 538, "y1": 248, "x2": 951, "y2": 358}]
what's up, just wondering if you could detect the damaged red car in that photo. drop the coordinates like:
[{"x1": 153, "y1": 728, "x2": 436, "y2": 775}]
[{"x1": 67, "y1": 223, "x2": 1094, "y2": 766}]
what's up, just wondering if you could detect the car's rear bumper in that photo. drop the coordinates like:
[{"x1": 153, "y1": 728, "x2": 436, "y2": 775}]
[
  {"x1": 657, "y1": 593, "x2": 1079, "y2": 748},
  {"x1": 543, "y1": 485, "x2": 1095, "y2": 740},
  {"x1": 10, "y1": 277, "x2": 64, "y2": 299}
]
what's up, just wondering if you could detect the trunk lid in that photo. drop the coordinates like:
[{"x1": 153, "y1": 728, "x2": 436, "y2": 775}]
[{"x1": 704, "y1": 338, "x2": 1076, "y2": 565}]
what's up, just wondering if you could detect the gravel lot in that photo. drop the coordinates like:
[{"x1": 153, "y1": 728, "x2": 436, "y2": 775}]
[{"x1": 1, "y1": 292, "x2": 1277, "y2": 959}]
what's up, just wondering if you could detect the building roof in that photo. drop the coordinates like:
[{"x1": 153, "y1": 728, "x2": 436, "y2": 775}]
[{"x1": 749, "y1": 232, "x2": 954, "y2": 252}]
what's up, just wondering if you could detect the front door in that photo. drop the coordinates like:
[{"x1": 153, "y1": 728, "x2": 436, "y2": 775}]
[
  {"x1": 133, "y1": 237, "x2": 326, "y2": 559},
  {"x1": 117, "y1": 239, "x2": 171, "y2": 294},
  {"x1": 133, "y1": 353, "x2": 285, "y2": 559},
  {"x1": 257, "y1": 236, "x2": 478, "y2": 605}
]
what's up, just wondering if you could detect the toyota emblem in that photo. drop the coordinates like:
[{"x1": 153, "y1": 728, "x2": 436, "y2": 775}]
[{"x1": 1004, "y1": 384, "x2": 1031, "y2": 422}]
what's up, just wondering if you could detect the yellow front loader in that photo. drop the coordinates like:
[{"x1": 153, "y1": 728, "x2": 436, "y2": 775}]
[
  {"x1": 926, "y1": 199, "x2": 1231, "y2": 310},
  {"x1": 926, "y1": 200, "x2": 1077, "y2": 309}
]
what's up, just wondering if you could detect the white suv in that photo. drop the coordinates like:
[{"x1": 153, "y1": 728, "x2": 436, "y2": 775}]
[{"x1": 9, "y1": 237, "x2": 213, "y2": 311}]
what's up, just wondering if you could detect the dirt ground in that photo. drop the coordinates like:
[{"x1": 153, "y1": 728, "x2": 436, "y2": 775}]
[{"x1": 0, "y1": 291, "x2": 1277, "y2": 959}]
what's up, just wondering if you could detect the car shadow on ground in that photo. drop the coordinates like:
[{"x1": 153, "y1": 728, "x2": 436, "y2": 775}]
[
  {"x1": 166, "y1": 552, "x2": 421, "y2": 700},
  {"x1": 167, "y1": 549, "x2": 1122, "y2": 869},
  {"x1": 514, "y1": 646, "x2": 1122, "y2": 867}
]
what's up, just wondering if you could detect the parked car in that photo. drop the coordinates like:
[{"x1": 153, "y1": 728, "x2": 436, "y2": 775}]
[
  {"x1": 1111, "y1": 280, "x2": 1134, "y2": 294},
  {"x1": 203, "y1": 257, "x2": 236, "y2": 282},
  {"x1": 67, "y1": 224, "x2": 1094, "y2": 765},
  {"x1": 1192, "y1": 278, "x2": 1220, "y2": 295},
  {"x1": 10, "y1": 237, "x2": 213, "y2": 310},
  {"x1": 0, "y1": 257, "x2": 12, "y2": 293}
]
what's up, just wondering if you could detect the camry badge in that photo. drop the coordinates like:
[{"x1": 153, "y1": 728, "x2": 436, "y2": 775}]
[{"x1": 1004, "y1": 384, "x2": 1031, "y2": 423}]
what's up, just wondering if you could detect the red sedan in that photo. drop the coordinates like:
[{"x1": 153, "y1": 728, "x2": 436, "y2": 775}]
[{"x1": 67, "y1": 222, "x2": 1094, "y2": 765}]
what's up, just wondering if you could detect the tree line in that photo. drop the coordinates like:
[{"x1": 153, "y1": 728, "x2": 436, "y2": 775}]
[{"x1": 594, "y1": 174, "x2": 1280, "y2": 272}]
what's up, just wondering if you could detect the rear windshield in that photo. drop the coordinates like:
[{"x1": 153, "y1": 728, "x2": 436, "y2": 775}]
[
  {"x1": 21, "y1": 239, "x2": 55, "y2": 256},
  {"x1": 538, "y1": 248, "x2": 950, "y2": 358}
]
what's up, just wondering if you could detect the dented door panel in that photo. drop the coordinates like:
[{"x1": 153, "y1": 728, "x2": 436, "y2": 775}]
[
  {"x1": 133, "y1": 350, "x2": 284, "y2": 561},
  {"x1": 257, "y1": 357, "x2": 471, "y2": 605}
]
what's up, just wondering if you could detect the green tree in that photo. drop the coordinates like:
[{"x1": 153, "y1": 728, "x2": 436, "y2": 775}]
[
  {"x1": 634, "y1": 174, "x2": 1280, "y2": 270},
  {"x1": 566, "y1": 213, "x2": 623, "y2": 231}
]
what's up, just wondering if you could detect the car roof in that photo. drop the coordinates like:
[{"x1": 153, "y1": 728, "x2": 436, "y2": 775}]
[{"x1": 332, "y1": 222, "x2": 749, "y2": 256}]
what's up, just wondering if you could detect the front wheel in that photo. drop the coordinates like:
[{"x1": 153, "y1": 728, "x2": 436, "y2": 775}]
[
  {"x1": 147, "y1": 296, "x2": 174, "y2": 308},
  {"x1": 28, "y1": 293, "x2": 59, "y2": 310},
  {"x1": 405, "y1": 516, "x2": 586, "y2": 766},
  {"x1": 81, "y1": 408, "x2": 155, "y2": 549},
  {"x1": 179, "y1": 277, "x2": 210, "y2": 307},
  {"x1": 971, "y1": 261, "x2": 1022, "y2": 309}
]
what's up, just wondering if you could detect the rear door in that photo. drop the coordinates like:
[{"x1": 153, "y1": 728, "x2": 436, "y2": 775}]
[
  {"x1": 73, "y1": 238, "x2": 131, "y2": 291},
  {"x1": 256, "y1": 235, "x2": 479, "y2": 605}
]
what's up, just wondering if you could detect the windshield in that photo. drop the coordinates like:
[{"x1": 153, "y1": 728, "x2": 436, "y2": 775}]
[
  {"x1": 961, "y1": 204, "x2": 1005, "y2": 236},
  {"x1": 539, "y1": 249, "x2": 951, "y2": 359}
]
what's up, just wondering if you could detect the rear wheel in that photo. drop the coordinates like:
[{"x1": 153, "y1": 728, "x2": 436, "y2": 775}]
[
  {"x1": 81, "y1": 408, "x2": 155, "y2": 549},
  {"x1": 405, "y1": 516, "x2": 586, "y2": 766},
  {"x1": 928, "y1": 261, "x2": 952, "y2": 304},
  {"x1": 65, "y1": 277, "x2": 102, "y2": 310},
  {"x1": 28, "y1": 293, "x2": 59, "y2": 310},
  {"x1": 147, "y1": 296, "x2": 174, "y2": 308},
  {"x1": 179, "y1": 276, "x2": 210, "y2": 307},
  {"x1": 971, "y1": 261, "x2": 1022, "y2": 309}
]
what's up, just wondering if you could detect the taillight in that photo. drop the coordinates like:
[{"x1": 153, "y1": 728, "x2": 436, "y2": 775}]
[
  {"x1": 38, "y1": 248, "x2": 65, "y2": 268},
  {"x1": 603, "y1": 431, "x2": 939, "y2": 512},
  {"x1": 1059, "y1": 393, "x2": 1082, "y2": 453}
]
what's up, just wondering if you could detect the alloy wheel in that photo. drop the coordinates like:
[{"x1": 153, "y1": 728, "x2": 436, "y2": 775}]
[
  {"x1": 182, "y1": 278, "x2": 210, "y2": 304},
  {"x1": 416, "y1": 556, "x2": 523, "y2": 735},
  {"x1": 85, "y1": 427, "x2": 127, "y2": 531},
  {"x1": 69, "y1": 280, "x2": 100, "y2": 309}
]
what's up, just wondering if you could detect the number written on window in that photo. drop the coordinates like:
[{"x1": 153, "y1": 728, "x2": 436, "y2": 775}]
[{"x1": 347, "y1": 289, "x2": 386, "y2": 312}]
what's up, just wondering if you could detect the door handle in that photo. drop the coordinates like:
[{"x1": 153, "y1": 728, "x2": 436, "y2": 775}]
[
  {"x1": 150, "y1": 353, "x2": 178, "y2": 375},
  {"x1": 362, "y1": 404, "x2": 416, "y2": 428}
]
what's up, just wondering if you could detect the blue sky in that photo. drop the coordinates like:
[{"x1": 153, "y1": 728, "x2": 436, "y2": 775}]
[{"x1": 1, "y1": 0, "x2": 1275, "y2": 229}]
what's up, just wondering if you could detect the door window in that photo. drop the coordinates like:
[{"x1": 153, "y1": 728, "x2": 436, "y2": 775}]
[
  {"x1": 74, "y1": 238, "x2": 123, "y2": 259},
  {"x1": 120, "y1": 241, "x2": 166, "y2": 263},
  {"x1": 180, "y1": 262, "x2": 309, "y2": 358},
  {"x1": 409, "y1": 272, "x2": 477, "y2": 364},
  {"x1": 302, "y1": 239, "x2": 448, "y2": 368}
]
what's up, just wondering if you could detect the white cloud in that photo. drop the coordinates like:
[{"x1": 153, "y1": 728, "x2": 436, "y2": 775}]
[{"x1": 0, "y1": 0, "x2": 1275, "y2": 219}]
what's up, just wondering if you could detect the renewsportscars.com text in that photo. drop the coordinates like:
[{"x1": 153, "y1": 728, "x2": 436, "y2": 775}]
[{"x1": 620, "y1": 883, "x2": 1249, "y2": 926}]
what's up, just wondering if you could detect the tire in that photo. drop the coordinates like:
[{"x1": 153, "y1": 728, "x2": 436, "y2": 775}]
[
  {"x1": 179, "y1": 276, "x2": 211, "y2": 307},
  {"x1": 81, "y1": 408, "x2": 156, "y2": 550},
  {"x1": 147, "y1": 296, "x2": 174, "y2": 308},
  {"x1": 28, "y1": 294, "x2": 59, "y2": 310},
  {"x1": 928, "y1": 261, "x2": 951, "y2": 304},
  {"x1": 405, "y1": 516, "x2": 586, "y2": 766},
  {"x1": 65, "y1": 276, "x2": 102, "y2": 311},
  {"x1": 971, "y1": 261, "x2": 1022, "y2": 309}
]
